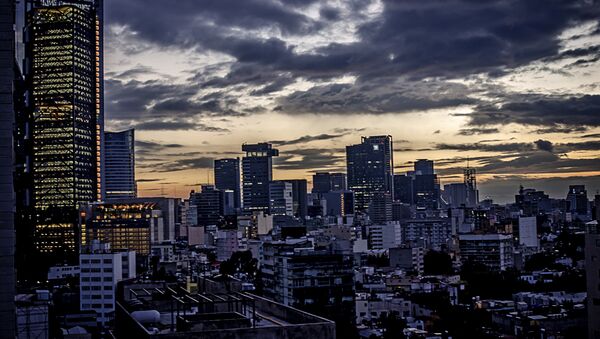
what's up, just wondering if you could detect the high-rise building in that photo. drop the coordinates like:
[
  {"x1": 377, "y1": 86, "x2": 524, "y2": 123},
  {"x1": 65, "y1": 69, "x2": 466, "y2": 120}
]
[
  {"x1": 464, "y1": 167, "x2": 478, "y2": 207},
  {"x1": 22, "y1": 0, "x2": 104, "y2": 269},
  {"x1": 312, "y1": 172, "x2": 347, "y2": 194},
  {"x1": 190, "y1": 185, "x2": 224, "y2": 227},
  {"x1": 322, "y1": 191, "x2": 354, "y2": 217},
  {"x1": 444, "y1": 183, "x2": 468, "y2": 208},
  {"x1": 105, "y1": 130, "x2": 136, "y2": 200},
  {"x1": 414, "y1": 159, "x2": 434, "y2": 175},
  {"x1": 286, "y1": 179, "x2": 307, "y2": 220},
  {"x1": 567, "y1": 185, "x2": 589, "y2": 219},
  {"x1": 368, "y1": 192, "x2": 393, "y2": 224},
  {"x1": 412, "y1": 160, "x2": 440, "y2": 212},
  {"x1": 0, "y1": 0, "x2": 16, "y2": 333},
  {"x1": 346, "y1": 136, "x2": 394, "y2": 211},
  {"x1": 269, "y1": 181, "x2": 293, "y2": 216},
  {"x1": 214, "y1": 158, "x2": 241, "y2": 210},
  {"x1": 393, "y1": 174, "x2": 413, "y2": 204},
  {"x1": 242, "y1": 143, "x2": 278, "y2": 213},
  {"x1": 330, "y1": 173, "x2": 347, "y2": 191}
]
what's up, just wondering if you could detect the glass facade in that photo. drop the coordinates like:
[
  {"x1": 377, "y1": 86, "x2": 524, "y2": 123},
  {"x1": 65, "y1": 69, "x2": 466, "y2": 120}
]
[{"x1": 24, "y1": 0, "x2": 103, "y2": 265}]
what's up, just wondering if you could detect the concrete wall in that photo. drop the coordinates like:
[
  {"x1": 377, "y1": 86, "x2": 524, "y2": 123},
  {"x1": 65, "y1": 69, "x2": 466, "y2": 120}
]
[{"x1": 0, "y1": 0, "x2": 15, "y2": 335}]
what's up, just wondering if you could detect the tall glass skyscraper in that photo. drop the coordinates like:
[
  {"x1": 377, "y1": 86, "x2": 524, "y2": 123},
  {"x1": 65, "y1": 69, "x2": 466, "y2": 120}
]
[
  {"x1": 242, "y1": 143, "x2": 278, "y2": 213},
  {"x1": 105, "y1": 129, "x2": 136, "y2": 200},
  {"x1": 214, "y1": 158, "x2": 241, "y2": 210},
  {"x1": 0, "y1": 0, "x2": 16, "y2": 333},
  {"x1": 21, "y1": 0, "x2": 104, "y2": 269},
  {"x1": 346, "y1": 136, "x2": 394, "y2": 211}
]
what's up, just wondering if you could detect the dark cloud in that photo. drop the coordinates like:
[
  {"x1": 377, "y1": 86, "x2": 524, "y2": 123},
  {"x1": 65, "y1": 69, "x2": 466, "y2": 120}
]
[
  {"x1": 270, "y1": 133, "x2": 347, "y2": 146},
  {"x1": 273, "y1": 148, "x2": 344, "y2": 171},
  {"x1": 276, "y1": 80, "x2": 475, "y2": 114},
  {"x1": 468, "y1": 94, "x2": 600, "y2": 128},
  {"x1": 534, "y1": 125, "x2": 589, "y2": 134},
  {"x1": 457, "y1": 127, "x2": 500, "y2": 136},
  {"x1": 579, "y1": 133, "x2": 600, "y2": 139},
  {"x1": 142, "y1": 157, "x2": 215, "y2": 173},
  {"x1": 534, "y1": 139, "x2": 554, "y2": 152},
  {"x1": 135, "y1": 140, "x2": 185, "y2": 154},
  {"x1": 130, "y1": 120, "x2": 229, "y2": 132}
]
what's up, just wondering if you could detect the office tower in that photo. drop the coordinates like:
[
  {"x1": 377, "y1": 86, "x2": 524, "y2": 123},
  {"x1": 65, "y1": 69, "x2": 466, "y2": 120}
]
[
  {"x1": 515, "y1": 186, "x2": 552, "y2": 215},
  {"x1": 287, "y1": 179, "x2": 307, "y2": 220},
  {"x1": 464, "y1": 167, "x2": 478, "y2": 207},
  {"x1": 346, "y1": 135, "x2": 394, "y2": 211},
  {"x1": 312, "y1": 172, "x2": 347, "y2": 194},
  {"x1": 444, "y1": 183, "x2": 468, "y2": 208},
  {"x1": 566, "y1": 185, "x2": 589, "y2": 218},
  {"x1": 0, "y1": 0, "x2": 16, "y2": 333},
  {"x1": 242, "y1": 143, "x2": 279, "y2": 213},
  {"x1": 23, "y1": 0, "x2": 104, "y2": 269},
  {"x1": 214, "y1": 158, "x2": 241, "y2": 210},
  {"x1": 586, "y1": 224, "x2": 600, "y2": 338},
  {"x1": 322, "y1": 191, "x2": 354, "y2": 217},
  {"x1": 412, "y1": 159, "x2": 440, "y2": 211},
  {"x1": 368, "y1": 192, "x2": 393, "y2": 224},
  {"x1": 79, "y1": 242, "x2": 135, "y2": 326},
  {"x1": 414, "y1": 159, "x2": 434, "y2": 175},
  {"x1": 312, "y1": 172, "x2": 332, "y2": 193},
  {"x1": 330, "y1": 173, "x2": 347, "y2": 191},
  {"x1": 393, "y1": 174, "x2": 413, "y2": 204},
  {"x1": 105, "y1": 130, "x2": 136, "y2": 200},
  {"x1": 190, "y1": 185, "x2": 224, "y2": 227},
  {"x1": 269, "y1": 181, "x2": 293, "y2": 216}
]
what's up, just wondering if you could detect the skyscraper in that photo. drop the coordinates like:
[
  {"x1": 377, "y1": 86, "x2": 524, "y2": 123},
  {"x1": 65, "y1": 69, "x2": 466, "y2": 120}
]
[
  {"x1": 214, "y1": 158, "x2": 241, "y2": 210},
  {"x1": 22, "y1": 0, "x2": 104, "y2": 268},
  {"x1": 105, "y1": 129, "x2": 136, "y2": 200},
  {"x1": 346, "y1": 135, "x2": 394, "y2": 211},
  {"x1": 287, "y1": 179, "x2": 308, "y2": 220},
  {"x1": 414, "y1": 159, "x2": 434, "y2": 175},
  {"x1": 567, "y1": 185, "x2": 589, "y2": 219},
  {"x1": 269, "y1": 180, "x2": 293, "y2": 216},
  {"x1": 0, "y1": 0, "x2": 16, "y2": 333},
  {"x1": 412, "y1": 159, "x2": 440, "y2": 212},
  {"x1": 242, "y1": 143, "x2": 278, "y2": 213},
  {"x1": 312, "y1": 172, "x2": 346, "y2": 194}
]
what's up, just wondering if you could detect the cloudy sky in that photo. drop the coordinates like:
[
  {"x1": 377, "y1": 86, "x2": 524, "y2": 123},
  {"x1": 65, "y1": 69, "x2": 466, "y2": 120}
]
[{"x1": 103, "y1": 0, "x2": 600, "y2": 203}]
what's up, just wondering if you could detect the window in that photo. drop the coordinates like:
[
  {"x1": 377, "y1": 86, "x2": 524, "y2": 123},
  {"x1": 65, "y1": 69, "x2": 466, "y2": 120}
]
[
  {"x1": 103, "y1": 259, "x2": 112, "y2": 264},
  {"x1": 104, "y1": 276, "x2": 113, "y2": 282},
  {"x1": 103, "y1": 285, "x2": 113, "y2": 290}
]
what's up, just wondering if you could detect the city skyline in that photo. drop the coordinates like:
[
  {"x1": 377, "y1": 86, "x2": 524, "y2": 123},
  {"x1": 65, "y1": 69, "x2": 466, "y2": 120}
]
[{"x1": 96, "y1": 0, "x2": 600, "y2": 203}]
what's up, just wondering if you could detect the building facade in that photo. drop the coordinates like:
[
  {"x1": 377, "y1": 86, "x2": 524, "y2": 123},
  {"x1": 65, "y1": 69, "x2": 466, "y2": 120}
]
[
  {"x1": 459, "y1": 234, "x2": 514, "y2": 271},
  {"x1": 269, "y1": 180, "x2": 293, "y2": 216},
  {"x1": 346, "y1": 136, "x2": 394, "y2": 212},
  {"x1": 0, "y1": 0, "x2": 16, "y2": 333},
  {"x1": 104, "y1": 129, "x2": 136, "y2": 200},
  {"x1": 23, "y1": 0, "x2": 104, "y2": 268},
  {"x1": 80, "y1": 242, "x2": 135, "y2": 325},
  {"x1": 214, "y1": 158, "x2": 241, "y2": 210},
  {"x1": 242, "y1": 143, "x2": 278, "y2": 213}
]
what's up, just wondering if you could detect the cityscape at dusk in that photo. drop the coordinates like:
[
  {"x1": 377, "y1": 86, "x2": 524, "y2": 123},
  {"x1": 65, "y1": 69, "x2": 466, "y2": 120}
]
[{"x1": 1, "y1": 0, "x2": 600, "y2": 338}]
